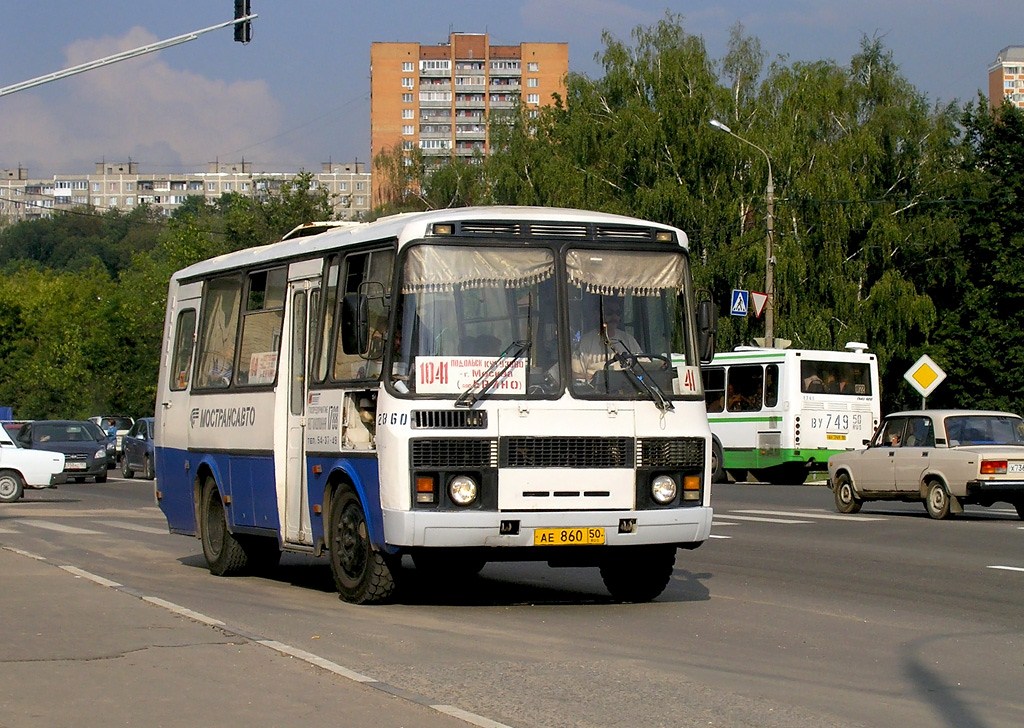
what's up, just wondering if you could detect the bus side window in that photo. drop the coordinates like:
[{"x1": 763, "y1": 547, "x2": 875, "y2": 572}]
[
  {"x1": 170, "y1": 308, "x2": 197, "y2": 391},
  {"x1": 727, "y1": 364, "x2": 763, "y2": 411},
  {"x1": 195, "y1": 275, "x2": 242, "y2": 389},
  {"x1": 702, "y1": 367, "x2": 725, "y2": 412},
  {"x1": 764, "y1": 364, "x2": 779, "y2": 407}
]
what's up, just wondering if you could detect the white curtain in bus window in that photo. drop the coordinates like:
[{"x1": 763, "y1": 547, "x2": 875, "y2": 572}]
[
  {"x1": 170, "y1": 308, "x2": 197, "y2": 391},
  {"x1": 238, "y1": 267, "x2": 287, "y2": 386},
  {"x1": 196, "y1": 276, "x2": 242, "y2": 389},
  {"x1": 401, "y1": 246, "x2": 554, "y2": 293},
  {"x1": 565, "y1": 249, "x2": 685, "y2": 296}
]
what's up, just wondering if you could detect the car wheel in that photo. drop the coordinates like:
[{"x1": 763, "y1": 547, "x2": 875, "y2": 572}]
[
  {"x1": 710, "y1": 439, "x2": 727, "y2": 484},
  {"x1": 122, "y1": 456, "x2": 134, "y2": 479},
  {"x1": 143, "y1": 456, "x2": 154, "y2": 480},
  {"x1": 600, "y1": 545, "x2": 676, "y2": 602},
  {"x1": 833, "y1": 473, "x2": 862, "y2": 514},
  {"x1": 0, "y1": 470, "x2": 25, "y2": 503},
  {"x1": 328, "y1": 486, "x2": 396, "y2": 604},
  {"x1": 200, "y1": 477, "x2": 248, "y2": 576},
  {"x1": 925, "y1": 480, "x2": 951, "y2": 520}
]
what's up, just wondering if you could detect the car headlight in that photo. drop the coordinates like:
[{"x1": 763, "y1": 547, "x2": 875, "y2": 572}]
[
  {"x1": 651, "y1": 475, "x2": 678, "y2": 504},
  {"x1": 448, "y1": 475, "x2": 478, "y2": 506},
  {"x1": 94, "y1": 448, "x2": 107, "y2": 459}
]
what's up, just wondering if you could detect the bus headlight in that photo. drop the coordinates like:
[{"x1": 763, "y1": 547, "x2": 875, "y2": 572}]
[
  {"x1": 448, "y1": 475, "x2": 478, "y2": 506},
  {"x1": 651, "y1": 475, "x2": 677, "y2": 504}
]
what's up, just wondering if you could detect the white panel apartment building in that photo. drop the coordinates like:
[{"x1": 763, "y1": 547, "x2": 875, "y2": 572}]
[{"x1": 0, "y1": 160, "x2": 370, "y2": 225}]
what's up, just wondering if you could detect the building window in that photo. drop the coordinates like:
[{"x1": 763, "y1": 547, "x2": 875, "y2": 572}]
[
  {"x1": 402, "y1": 77, "x2": 414, "y2": 89},
  {"x1": 124, "y1": 197, "x2": 134, "y2": 206},
  {"x1": 527, "y1": 62, "x2": 539, "y2": 72},
  {"x1": 224, "y1": 183, "x2": 233, "y2": 192},
  {"x1": 402, "y1": 61, "x2": 414, "y2": 72},
  {"x1": 207, "y1": 182, "x2": 217, "y2": 191},
  {"x1": 402, "y1": 140, "x2": 413, "y2": 150},
  {"x1": 402, "y1": 108, "x2": 414, "y2": 119},
  {"x1": 402, "y1": 125, "x2": 414, "y2": 135},
  {"x1": 527, "y1": 93, "x2": 540, "y2": 105},
  {"x1": 527, "y1": 78, "x2": 539, "y2": 88},
  {"x1": 402, "y1": 92, "x2": 414, "y2": 103},
  {"x1": 339, "y1": 181, "x2": 348, "y2": 191}
]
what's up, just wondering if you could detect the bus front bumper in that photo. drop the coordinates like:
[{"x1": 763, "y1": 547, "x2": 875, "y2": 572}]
[{"x1": 382, "y1": 506, "x2": 713, "y2": 550}]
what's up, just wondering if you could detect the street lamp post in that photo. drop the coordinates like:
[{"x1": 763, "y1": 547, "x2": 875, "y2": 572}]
[{"x1": 709, "y1": 119, "x2": 775, "y2": 348}]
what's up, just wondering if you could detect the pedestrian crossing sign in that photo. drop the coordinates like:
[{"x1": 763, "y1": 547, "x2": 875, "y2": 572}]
[{"x1": 730, "y1": 289, "x2": 749, "y2": 317}]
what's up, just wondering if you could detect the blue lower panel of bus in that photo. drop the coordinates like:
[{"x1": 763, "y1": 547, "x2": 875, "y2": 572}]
[
  {"x1": 155, "y1": 446, "x2": 280, "y2": 536},
  {"x1": 305, "y1": 454, "x2": 384, "y2": 550}
]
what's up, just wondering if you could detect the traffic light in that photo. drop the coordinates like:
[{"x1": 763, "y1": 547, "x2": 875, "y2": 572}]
[{"x1": 234, "y1": 0, "x2": 252, "y2": 44}]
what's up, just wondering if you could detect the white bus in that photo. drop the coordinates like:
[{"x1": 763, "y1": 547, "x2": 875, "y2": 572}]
[
  {"x1": 155, "y1": 206, "x2": 715, "y2": 603},
  {"x1": 700, "y1": 343, "x2": 881, "y2": 484}
]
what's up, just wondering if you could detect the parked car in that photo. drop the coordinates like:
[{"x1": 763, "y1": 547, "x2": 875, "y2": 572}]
[
  {"x1": 0, "y1": 425, "x2": 65, "y2": 502},
  {"x1": 88, "y1": 415, "x2": 134, "y2": 458},
  {"x1": 121, "y1": 417, "x2": 156, "y2": 480},
  {"x1": 828, "y1": 409, "x2": 1024, "y2": 520},
  {"x1": 16, "y1": 420, "x2": 110, "y2": 484}
]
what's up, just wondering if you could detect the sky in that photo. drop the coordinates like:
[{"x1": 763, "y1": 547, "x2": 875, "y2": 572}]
[{"x1": 0, "y1": 1, "x2": 1018, "y2": 177}]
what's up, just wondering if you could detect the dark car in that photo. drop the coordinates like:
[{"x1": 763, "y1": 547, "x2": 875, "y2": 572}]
[
  {"x1": 121, "y1": 417, "x2": 156, "y2": 480},
  {"x1": 2, "y1": 420, "x2": 30, "y2": 441},
  {"x1": 83, "y1": 420, "x2": 117, "y2": 468},
  {"x1": 16, "y1": 420, "x2": 110, "y2": 484}
]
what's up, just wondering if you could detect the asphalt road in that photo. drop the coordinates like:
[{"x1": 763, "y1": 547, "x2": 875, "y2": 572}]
[{"x1": 2, "y1": 478, "x2": 1021, "y2": 728}]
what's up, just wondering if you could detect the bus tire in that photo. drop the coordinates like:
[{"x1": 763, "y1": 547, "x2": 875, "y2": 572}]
[
  {"x1": 599, "y1": 545, "x2": 676, "y2": 602},
  {"x1": 0, "y1": 470, "x2": 25, "y2": 503},
  {"x1": 200, "y1": 477, "x2": 249, "y2": 576},
  {"x1": 328, "y1": 486, "x2": 396, "y2": 604},
  {"x1": 925, "y1": 480, "x2": 951, "y2": 520},
  {"x1": 833, "y1": 473, "x2": 862, "y2": 514},
  {"x1": 710, "y1": 440, "x2": 726, "y2": 484}
]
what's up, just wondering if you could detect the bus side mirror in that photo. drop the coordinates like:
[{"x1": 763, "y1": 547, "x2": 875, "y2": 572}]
[{"x1": 697, "y1": 299, "x2": 717, "y2": 364}]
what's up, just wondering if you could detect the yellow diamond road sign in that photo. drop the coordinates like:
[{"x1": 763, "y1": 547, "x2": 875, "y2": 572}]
[{"x1": 904, "y1": 354, "x2": 946, "y2": 398}]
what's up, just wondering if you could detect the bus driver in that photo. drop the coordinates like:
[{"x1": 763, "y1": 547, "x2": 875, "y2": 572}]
[{"x1": 574, "y1": 297, "x2": 641, "y2": 380}]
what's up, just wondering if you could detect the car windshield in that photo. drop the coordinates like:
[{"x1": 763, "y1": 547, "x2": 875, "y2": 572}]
[
  {"x1": 35, "y1": 423, "x2": 93, "y2": 442},
  {"x1": 84, "y1": 422, "x2": 109, "y2": 441},
  {"x1": 945, "y1": 415, "x2": 1024, "y2": 446}
]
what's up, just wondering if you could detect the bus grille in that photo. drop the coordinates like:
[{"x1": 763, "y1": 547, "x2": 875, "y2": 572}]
[
  {"x1": 410, "y1": 438, "x2": 497, "y2": 468},
  {"x1": 637, "y1": 437, "x2": 705, "y2": 469},
  {"x1": 501, "y1": 437, "x2": 633, "y2": 469},
  {"x1": 412, "y1": 409, "x2": 488, "y2": 429}
]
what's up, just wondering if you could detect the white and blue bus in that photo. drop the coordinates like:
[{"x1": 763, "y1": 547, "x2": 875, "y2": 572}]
[
  {"x1": 155, "y1": 206, "x2": 715, "y2": 603},
  {"x1": 700, "y1": 344, "x2": 881, "y2": 484}
]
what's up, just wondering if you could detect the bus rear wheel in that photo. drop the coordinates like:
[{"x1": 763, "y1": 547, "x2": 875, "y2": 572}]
[
  {"x1": 599, "y1": 545, "x2": 676, "y2": 602},
  {"x1": 200, "y1": 477, "x2": 249, "y2": 576},
  {"x1": 328, "y1": 486, "x2": 396, "y2": 604}
]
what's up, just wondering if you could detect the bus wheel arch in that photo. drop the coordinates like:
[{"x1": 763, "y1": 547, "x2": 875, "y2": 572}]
[
  {"x1": 326, "y1": 482, "x2": 397, "y2": 604},
  {"x1": 198, "y1": 474, "x2": 249, "y2": 575}
]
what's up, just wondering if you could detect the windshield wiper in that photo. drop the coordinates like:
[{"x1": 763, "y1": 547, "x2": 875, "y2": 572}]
[
  {"x1": 609, "y1": 340, "x2": 674, "y2": 413},
  {"x1": 454, "y1": 340, "x2": 532, "y2": 408}
]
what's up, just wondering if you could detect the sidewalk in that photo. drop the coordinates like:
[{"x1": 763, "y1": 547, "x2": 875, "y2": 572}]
[{"x1": 0, "y1": 546, "x2": 491, "y2": 728}]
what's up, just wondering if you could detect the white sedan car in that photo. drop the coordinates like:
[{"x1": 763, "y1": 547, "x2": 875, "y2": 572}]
[
  {"x1": 828, "y1": 409, "x2": 1024, "y2": 520},
  {"x1": 0, "y1": 426, "x2": 65, "y2": 502}
]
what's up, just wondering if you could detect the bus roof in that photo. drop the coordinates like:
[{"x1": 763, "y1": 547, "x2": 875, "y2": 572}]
[
  {"x1": 171, "y1": 206, "x2": 689, "y2": 283},
  {"x1": 709, "y1": 345, "x2": 876, "y2": 363}
]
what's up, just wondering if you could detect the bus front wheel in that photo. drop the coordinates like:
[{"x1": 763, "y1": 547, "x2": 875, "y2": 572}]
[
  {"x1": 599, "y1": 545, "x2": 676, "y2": 602},
  {"x1": 200, "y1": 477, "x2": 249, "y2": 576},
  {"x1": 328, "y1": 486, "x2": 396, "y2": 604}
]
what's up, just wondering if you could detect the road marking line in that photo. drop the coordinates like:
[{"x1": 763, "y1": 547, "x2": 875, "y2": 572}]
[
  {"x1": 987, "y1": 565, "x2": 1024, "y2": 573},
  {"x1": 94, "y1": 520, "x2": 169, "y2": 535},
  {"x1": 731, "y1": 509, "x2": 886, "y2": 522},
  {"x1": 711, "y1": 521, "x2": 740, "y2": 526},
  {"x1": 14, "y1": 519, "x2": 103, "y2": 535},
  {"x1": 142, "y1": 596, "x2": 226, "y2": 626},
  {"x1": 0, "y1": 527, "x2": 20, "y2": 534},
  {"x1": 258, "y1": 640, "x2": 376, "y2": 682},
  {"x1": 59, "y1": 565, "x2": 122, "y2": 588},
  {"x1": 431, "y1": 705, "x2": 514, "y2": 728},
  {"x1": 717, "y1": 514, "x2": 810, "y2": 524},
  {"x1": 2, "y1": 546, "x2": 46, "y2": 560},
  {"x1": 709, "y1": 534, "x2": 732, "y2": 539}
]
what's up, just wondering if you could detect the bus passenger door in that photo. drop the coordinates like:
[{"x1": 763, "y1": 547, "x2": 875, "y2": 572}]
[{"x1": 283, "y1": 282, "x2": 315, "y2": 545}]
